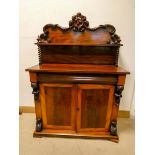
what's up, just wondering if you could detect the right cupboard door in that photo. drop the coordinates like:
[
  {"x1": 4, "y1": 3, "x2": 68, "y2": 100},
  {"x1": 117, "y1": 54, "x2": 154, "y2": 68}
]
[{"x1": 77, "y1": 84, "x2": 114, "y2": 134}]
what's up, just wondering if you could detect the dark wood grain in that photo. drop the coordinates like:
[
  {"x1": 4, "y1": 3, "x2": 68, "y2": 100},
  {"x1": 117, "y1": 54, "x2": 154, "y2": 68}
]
[
  {"x1": 37, "y1": 29, "x2": 112, "y2": 44},
  {"x1": 37, "y1": 45, "x2": 119, "y2": 65},
  {"x1": 36, "y1": 12, "x2": 122, "y2": 65},
  {"x1": 37, "y1": 73, "x2": 117, "y2": 84},
  {"x1": 45, "y1": 86, "x2": 72, "y2": 126},
  {"x1": 40, "y1": 84, "x2": 76, "y2": 131},
  {"x1": 80, "y1": 89, "x2": 109, "y2": 128},
  {"x1": 37, "y1": 12, "x2": 121, "y2": 45},
  {"x1": 77, "y1": 84, "x2": 114, "y2": 133},
  {"x1": 26, "y1": 12, "x2": 129, "y2": 142}
]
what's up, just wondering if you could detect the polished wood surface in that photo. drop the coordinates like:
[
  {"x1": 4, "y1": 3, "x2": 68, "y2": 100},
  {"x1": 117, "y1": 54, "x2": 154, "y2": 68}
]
[
  {"x1": 26, "y1": 13, "x2": 129, "y2": 142},
  {"x1": 26, "y1": 64, "x2": 129, "y2": 74},
  {"x1": 37, "y1": 73, "x2": 117, "y2": 84},
  {"x1": 36, "y1": 12, "x2": 121, "y2": 65},
  {"x1": 40, "y1": 29, "x2": 112, "y2": 45},
  {"x1": 77, "y1": 84, "x2": 114, "y2": 133},
  {"x1": 37, "y1": 45, "x2": 119, "y2": 65},
  {"x1": 29, "y1": 72, "x2": 37, "y2": 82},
  {"x1": 45, "y1": 87, "x2": 72, "y2": 126},
  {"x1": 37, "y1": 13, "x2": 121, "y2": 45},
  {"x1": 40, "y1": 84, "x2": 76, "y2": 131},
  {"x1": 117, "y1": 75, "x2": 126, "y2": 85},
  {"x1": 33, "y1": 130, "x2": 119, "y2": 143}
]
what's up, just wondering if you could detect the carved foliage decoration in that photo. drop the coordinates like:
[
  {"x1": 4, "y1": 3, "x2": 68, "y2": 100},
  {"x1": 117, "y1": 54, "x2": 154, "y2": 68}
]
[
  {"x1": 31, "y1": 82, "x2": 39, "y2": 101},
  {"x1": 36, "y1": 118, "x2": 42, "y2": 132},
  {"x1": 69, "y1": 12, "x2": 89, "y2": 32},
  {"x1": 110, "y1": 121, "x2": 117, "y2": 136},
  {"x1": 115, "y1": 85, "x2": 124, "y2": 105},
  {"x1": 37, "y1": 33, "x2": 48, "y2": 43},
  {"x1": 110, "y1": 33, "x2": 121, "y2": 44}
]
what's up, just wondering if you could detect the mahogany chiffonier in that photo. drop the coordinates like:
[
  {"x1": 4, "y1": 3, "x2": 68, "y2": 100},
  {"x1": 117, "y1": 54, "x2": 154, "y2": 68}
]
[{"x1": 26, "y1": 13, "x2": 129, "y2": 142}]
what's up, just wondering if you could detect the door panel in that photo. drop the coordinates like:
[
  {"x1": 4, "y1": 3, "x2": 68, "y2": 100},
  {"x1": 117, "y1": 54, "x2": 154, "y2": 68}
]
[
  {"x1": 81, "y1": 89, "x2": 109, "y2": 128},
  {"x1": 77, "y1": 84, "x2": 114, "y2": 133},
  {"x1": 40, "y1": 84, "x2": 76, "y2": 131}
]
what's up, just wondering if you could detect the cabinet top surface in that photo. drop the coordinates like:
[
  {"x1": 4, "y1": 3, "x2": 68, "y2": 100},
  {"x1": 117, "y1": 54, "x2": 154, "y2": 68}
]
[{"x1": 26, "y1": 64, "x2": 129, "y2": 75}]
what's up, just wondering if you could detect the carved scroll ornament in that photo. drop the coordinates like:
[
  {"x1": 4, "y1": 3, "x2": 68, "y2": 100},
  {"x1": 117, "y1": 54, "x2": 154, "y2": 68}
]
[
  {"x1": 36, "y1": 118, "x2": 42, "y2": 132},
  {"x1": 31, "y1": 82, "x2": 39, "y2": 101},
  {"x1": 115, "y1": 85, "x2": 124, "y2": 105},
  {"x1": 110, "y1": 121, "x2": 117, "y2": 136}
]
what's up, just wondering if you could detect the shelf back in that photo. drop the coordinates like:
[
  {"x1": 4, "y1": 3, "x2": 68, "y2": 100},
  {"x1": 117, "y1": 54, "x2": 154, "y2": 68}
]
[{"x1": 36, "y1": 13, "x2": 121, "y2": 65}]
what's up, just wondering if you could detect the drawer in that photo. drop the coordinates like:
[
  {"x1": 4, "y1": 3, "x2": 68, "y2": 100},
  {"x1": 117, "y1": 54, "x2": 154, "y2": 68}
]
[{"x1": 37, "y1": 73, "x2": 117, "y2": 84}]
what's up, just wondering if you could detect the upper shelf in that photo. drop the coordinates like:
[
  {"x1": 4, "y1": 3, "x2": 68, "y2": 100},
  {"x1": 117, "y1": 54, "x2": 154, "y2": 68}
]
[{"x1": 36, "y1": 12, "x2": 122, "y2": 46}]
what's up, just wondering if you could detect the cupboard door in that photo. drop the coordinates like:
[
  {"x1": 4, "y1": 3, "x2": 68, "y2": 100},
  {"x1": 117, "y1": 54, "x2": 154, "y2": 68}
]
[
  {"x1": 40, "y1": 84, "x2": 76, "y2": 131},
  {"x1": 77, "y1": 84, "x2": 114, "y2": 133}
]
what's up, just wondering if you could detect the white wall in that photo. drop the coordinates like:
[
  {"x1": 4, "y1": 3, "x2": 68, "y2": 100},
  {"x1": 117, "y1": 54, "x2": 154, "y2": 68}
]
[
  {"x1": 19, "y1": 0, "x2": 135, "y2": 113},
  {"x1": 130, "y1": 84, "x2": 135, "y2": 118}
]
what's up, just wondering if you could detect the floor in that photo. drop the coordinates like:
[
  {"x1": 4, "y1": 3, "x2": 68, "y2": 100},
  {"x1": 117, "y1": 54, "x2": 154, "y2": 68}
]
[{"x1": 19, "y1": 113, "x2": 135, "y2": 155}]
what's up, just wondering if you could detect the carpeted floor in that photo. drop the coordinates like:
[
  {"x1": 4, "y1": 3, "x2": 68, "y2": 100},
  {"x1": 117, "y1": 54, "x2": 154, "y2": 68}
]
[{"x1": 19, "y1": 113, "x2": 134, "y2": 155}]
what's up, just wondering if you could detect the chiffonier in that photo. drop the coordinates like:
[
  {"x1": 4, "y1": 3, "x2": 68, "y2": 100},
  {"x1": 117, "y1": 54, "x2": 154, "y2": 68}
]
[{"x1": 26, "y1": 13, "x2": 129, "y2": 142}]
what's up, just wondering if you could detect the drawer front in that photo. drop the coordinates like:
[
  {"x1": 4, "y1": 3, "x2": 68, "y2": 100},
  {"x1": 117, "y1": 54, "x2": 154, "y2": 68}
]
[{"x1": 38, "y1": 73, "x2": 117, "y2": 84}]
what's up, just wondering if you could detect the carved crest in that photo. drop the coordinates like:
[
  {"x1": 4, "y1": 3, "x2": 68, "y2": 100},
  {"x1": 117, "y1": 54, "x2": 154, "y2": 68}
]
[
  {"x1": 37, "y1": 12, "x2": 121, "y2": 45},
  {"x1": 69, "y1": 12, "x2": 89, "y2": 32}
]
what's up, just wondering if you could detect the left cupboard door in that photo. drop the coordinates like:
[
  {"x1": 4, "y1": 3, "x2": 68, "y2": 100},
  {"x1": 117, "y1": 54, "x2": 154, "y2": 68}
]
[{"x1": 40, "y1": 84, "x2": 76, "y2": 133}]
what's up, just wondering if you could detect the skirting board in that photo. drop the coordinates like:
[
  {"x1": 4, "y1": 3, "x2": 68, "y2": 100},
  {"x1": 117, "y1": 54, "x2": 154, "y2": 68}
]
[{"x1": 19, "y1": 106, "x2": 130, "y2": 118}]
